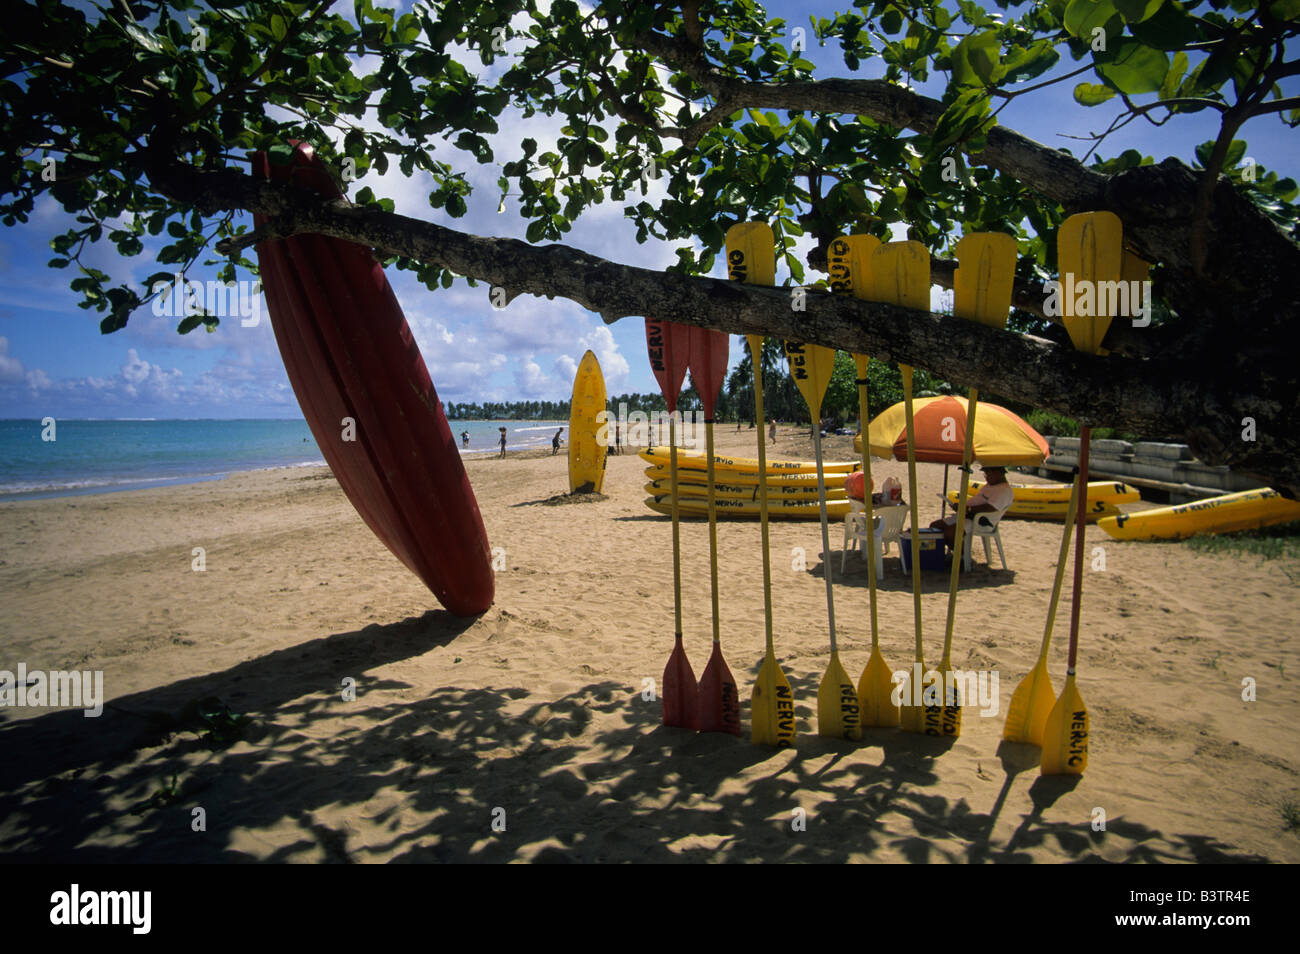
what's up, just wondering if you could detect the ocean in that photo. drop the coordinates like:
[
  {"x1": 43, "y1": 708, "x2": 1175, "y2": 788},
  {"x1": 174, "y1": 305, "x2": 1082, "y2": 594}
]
[{"x1": 0, "y1": 418, "x2": 568, "y2": 501}]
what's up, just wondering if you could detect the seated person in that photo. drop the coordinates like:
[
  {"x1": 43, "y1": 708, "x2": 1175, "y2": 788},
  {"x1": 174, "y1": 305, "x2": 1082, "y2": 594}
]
[{"x1": 929, "y1": 464, "x2": 1013, "y2": 548}]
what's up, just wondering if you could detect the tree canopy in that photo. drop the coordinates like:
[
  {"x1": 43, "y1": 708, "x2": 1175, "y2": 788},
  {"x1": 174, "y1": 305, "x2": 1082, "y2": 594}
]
[{"x1": 2, "y1": 0, "x2": 1298, "y2": 490}]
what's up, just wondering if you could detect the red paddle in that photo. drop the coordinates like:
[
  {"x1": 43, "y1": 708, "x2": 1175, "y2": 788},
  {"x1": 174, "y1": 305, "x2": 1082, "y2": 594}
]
[
  {"x1": 689, "y1": 326, "x2": 741, "y2": 736},
  {"x1": 646, "y1": 318, "x2": 696, "y2": 729}
]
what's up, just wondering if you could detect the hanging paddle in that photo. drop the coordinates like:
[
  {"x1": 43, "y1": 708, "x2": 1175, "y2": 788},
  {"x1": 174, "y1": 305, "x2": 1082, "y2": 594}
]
[
  {"x1": 929, "y1": 232, "x2": 1018, "y2": 737},
  {"x1": 1004, "y1": 471, "x2": 1079, "y2": 745},
  {"x1": 689, "y1": 324, "x2": 741, "y2": 736},
  {"x1": 646, "y1": 318, "x2": 695, "y2": 729},
  {"x1": 834, "y1": 233, "x2": 898, "y2": 729},
  {"x1": 726, "y1": 223, "x2": 795, "y2": 748},
  {"x1": 784, "y1": 338, "x2": 861, "y2": 741},
  {"x1": 1042, "y1": 211, "x2": 1121, "y2": 775},
  {"x1": 867, "y1": 241, "x2": 932, "y2": 733}
]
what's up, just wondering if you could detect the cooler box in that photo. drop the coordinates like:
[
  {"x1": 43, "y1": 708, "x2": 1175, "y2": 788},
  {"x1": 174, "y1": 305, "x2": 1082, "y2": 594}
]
[{"x1": 899, "y1": 528, "x2": 947, "y2": 572}]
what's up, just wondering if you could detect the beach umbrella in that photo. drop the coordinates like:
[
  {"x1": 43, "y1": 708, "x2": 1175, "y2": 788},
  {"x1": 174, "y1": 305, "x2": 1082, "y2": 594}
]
[
  {"x1": 931, "y1": 232, "x2": 1018, "y2": 738},
  {"x1": 689, "y1": 325, "x2": 741, "y2": 736},
  {"x1": 861, "y1": 396, "x2": 1049, "y2": 467},
  {"x1": 1042, "y1": 210, "x2": 1121, "y2": 776},
  {"x1": 726, "y1": 223, "x2": 796, "y2": 748},
  {"x1": 868, "y1": 240, "x2": 932, "y2": 734},
  {"x1": 834, "y1": 233, "x2": 899, "y2": 729},
  {"x1": 785, "y1": 337, "x2": 861, "y2": 741},
  {"x1": 645, "y1": 318, "x2": 695, "y2": 730}
]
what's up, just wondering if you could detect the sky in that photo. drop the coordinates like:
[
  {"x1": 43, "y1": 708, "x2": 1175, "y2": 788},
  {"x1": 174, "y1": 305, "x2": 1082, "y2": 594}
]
[{"x1": 0, "y1": 0, "x2": 1295, "y2": 419}]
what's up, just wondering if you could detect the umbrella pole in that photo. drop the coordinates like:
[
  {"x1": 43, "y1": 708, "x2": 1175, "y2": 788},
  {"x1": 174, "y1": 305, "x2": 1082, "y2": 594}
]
[{"x1": 942, "y1": 465, "x2": 949, "y2": 520}]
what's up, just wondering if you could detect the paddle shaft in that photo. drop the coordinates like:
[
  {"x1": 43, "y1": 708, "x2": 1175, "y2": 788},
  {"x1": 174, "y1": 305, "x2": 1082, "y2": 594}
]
[
  {"x1": 852, "y1": 355, "x2": 880, "y2": 648},
  {"x1": 902, "y1": 365, "x2": 924, "y2": 663},
  {"x1": 1038, "y1": 468, "x2": 1081, "y2": 665},
  {"x1": 1066, "y1": 426, "x2": 1091, "y2": 670},
  {"x1": 748, "y1": 337, "x2": 775, "y2": 653},
  {"x1": 941, "y1": 388, "x2": 980, "y2": 669},
  {"x1": 706, "y1": 418, "x2": 722, "y2": 646},
  {"x1": 669, "y1": 415, "x2": 682, "y2": 640},
  {"x1": 810, "y1": 413, "x2": 839, "y2": 655}
]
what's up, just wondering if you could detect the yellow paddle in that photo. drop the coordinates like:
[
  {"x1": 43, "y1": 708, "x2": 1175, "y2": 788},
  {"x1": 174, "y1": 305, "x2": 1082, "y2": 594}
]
[
  {"x1": 929, "y1": 232, "x2": 1018, "y2": 737},
  {"x1": 1004, "y1": 471, "x2": 1079, "y2": 744},
  {"x1": 867, "y1": 241, "x2": 931, "y2": 733},
  {"x1": 832, "y1": 233, "x2": 898, "y2": 728},
  {"x1": 784, "y1": 338, "x2": 861, "y2": 741},
  {"x1": 726, "y1": 222, "x2": 796, "y2": 748},
  {"x1": 1042, "y1": 211, "x2": 1121, "y2": 775}
]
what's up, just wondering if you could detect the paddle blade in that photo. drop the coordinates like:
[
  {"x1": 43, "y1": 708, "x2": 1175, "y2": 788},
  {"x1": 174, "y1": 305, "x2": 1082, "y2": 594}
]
[
  {"x1": 688, "y1": 326, "x2": 729, "y2": 419},
  {"x1": 783, "y1": 341, "x2": 836, "y2": 418},
  {"x1": 897, "y1": 663, "x2": 932, "y2": 734},
  {"x1": 662, "y1": 635, "x2": 698, "y2": 729},
  {"x1": 923, "y1": 666, "x2": 962, "y2": 737},
  {"x1": 954, "y1": 232, "x2": 1017, "y2": 330},
  {"x1": 645, "y1": 319, "x2": 690, "y2": 415},
  {"x1": 725, "y1": 222, "x2": 776, "y2": 285},
  {"x1": 1058, "y1": 211, "x2": 1123, "y2": 355},
  {"x1": 868, "y1": 241, "x2": 930, "y2": 310},
  {"x1": 697, "y1": 643, "x2": 742, "y2": 736},
  {"x1": 751, "y1": 651, "x2": 797, "y2": 747},
  {"x1": 858, "y1": 648, "x2": 900, "y2": 728},
  {"x1": 1003, "y1": 659, "x2": 1055, "y2": 745},
  {"x1": 835, "y1": 234, "x2": 882, "y2": 300},
  {"x1": 817, "y1": 653, "x2": 863, "y2": 740},
  {"x1": 1041, "y1": 674, "x2": 1089, "y2": 775}
]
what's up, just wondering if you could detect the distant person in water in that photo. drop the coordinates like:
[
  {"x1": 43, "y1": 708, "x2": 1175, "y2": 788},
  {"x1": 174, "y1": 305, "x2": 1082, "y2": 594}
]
[
  {"x1": 461, "y1": 430, "x2": 469, "y2": 448},
  {"x1": 552, "y1": 428, "x2": 562, "y2": 455},
  {"x1": 498, "y1": 427, "x2": 507, "y2": 458}
]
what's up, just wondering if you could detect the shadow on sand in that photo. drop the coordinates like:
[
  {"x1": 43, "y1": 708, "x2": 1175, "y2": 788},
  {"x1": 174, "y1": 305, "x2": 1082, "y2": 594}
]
[{"x1": 0, "y1": 612, "x2": 1270, "y2": 863}]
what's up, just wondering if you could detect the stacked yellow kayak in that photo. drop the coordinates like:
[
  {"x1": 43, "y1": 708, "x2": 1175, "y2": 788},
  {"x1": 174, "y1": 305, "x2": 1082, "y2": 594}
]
[
  {"x1": 1098, "y1": 488, "x2": 1300, "y2": 541},
  {"x1": 946, "y1": 480, "x2": 1140, "y2": 522},
  {"x1": 640, "y1": 447, "x2": 856, "y2": 520}
]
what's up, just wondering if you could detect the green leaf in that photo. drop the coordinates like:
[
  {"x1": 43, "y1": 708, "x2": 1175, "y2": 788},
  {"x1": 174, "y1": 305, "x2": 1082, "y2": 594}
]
[
  {"x1": 951, "y1": 31, "x2": 1003, "y2": 86},
  {"x1": 1096, "y1": 40, "x2": 1169, "y2": 94},
  {"x1": 1113, "y1": 0, "x2": 1163, "y2": 23},
  {"x1": 1074, "y1": 82, "x2": 1117, "y2": 105},
  {"x1": 124, "y1": 23, "x2": 164, "y2": 54},
  {"x1": 178, "y1": 314, "x2": 205, "y2": 334},
  {"x1": 1064, "y1": 0, "x2": 1118, "y2": 39},
  {"x1": 1160, "y1": 50, "x2": 1188, "y2": 100}
]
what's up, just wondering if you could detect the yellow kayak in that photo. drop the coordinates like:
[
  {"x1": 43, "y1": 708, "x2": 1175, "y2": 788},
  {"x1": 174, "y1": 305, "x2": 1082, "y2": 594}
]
[
  {"x1": 639, "y1": 446, "x2": 856, "y2": 475},
  {"x1": 644, "y1": 494, "x2": 852, "y2": 520},
  {"x1": 1098, "y1": 488, "x2": 1300, "y2": 541},
  {"x1": 644, "y1": 464, "x2": 853, "y2": 488},
  {"x1": 946, "y1": 480, "x2": 1139, "y2": 521},
  {"x1": 646, "y1": 480, "x2": 846, "y2": 502}
]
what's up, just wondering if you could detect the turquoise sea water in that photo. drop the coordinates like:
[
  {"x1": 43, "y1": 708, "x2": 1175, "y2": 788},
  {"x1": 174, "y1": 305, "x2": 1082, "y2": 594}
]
[{"x1": 0, "y1": 418, "x2": 566, "y2": 500}]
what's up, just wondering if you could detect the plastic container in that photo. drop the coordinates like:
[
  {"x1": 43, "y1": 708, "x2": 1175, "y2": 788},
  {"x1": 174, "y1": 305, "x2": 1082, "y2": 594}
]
[{"x1": 898, "y1": 528, "x2": 947, "y2": 572}]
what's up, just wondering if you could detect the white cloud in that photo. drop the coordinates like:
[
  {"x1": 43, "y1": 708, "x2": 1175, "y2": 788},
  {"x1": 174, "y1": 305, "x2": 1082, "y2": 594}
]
[{"x1": 0, "y1": 337, "x2": 24, "y2": 383}]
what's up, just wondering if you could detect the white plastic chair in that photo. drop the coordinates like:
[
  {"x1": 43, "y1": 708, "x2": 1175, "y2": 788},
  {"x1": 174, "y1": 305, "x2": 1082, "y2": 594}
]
[
  {"x1": 961, "y1": 510, "x2": 1009, "y2": 571},
  {"x1": 842, "y1": 501, "x2": 907, "y2": 575}
]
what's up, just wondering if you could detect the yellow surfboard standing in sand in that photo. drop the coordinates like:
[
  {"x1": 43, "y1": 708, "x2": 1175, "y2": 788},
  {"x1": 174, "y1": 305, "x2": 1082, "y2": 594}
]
[{"x1": 568, "y1": 350, "x2": 608, "y2": 493}]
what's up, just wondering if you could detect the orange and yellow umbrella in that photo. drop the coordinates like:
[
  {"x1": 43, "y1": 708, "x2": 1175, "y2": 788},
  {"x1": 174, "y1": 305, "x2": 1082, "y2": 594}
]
[{"x1": 855, "y1": 396, "x2": 1048, "y2": 466}]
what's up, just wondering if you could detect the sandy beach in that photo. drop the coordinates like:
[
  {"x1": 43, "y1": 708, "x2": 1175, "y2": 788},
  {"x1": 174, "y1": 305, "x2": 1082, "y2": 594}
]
[{"x1": 1, "y1": 425, "x2": 1296, "y2": 863}]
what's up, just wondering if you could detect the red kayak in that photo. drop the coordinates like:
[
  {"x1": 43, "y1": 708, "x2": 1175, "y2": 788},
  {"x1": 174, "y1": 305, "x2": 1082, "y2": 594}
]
[{"x1": 252, "y1": 143, "x2": 494, "y2": 616}]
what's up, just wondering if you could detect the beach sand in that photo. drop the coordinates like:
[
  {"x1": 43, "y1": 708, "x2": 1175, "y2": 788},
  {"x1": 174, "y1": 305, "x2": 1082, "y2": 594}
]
[{"x1": 1, "y1": 425, "x2": 1297, "y2": 863}]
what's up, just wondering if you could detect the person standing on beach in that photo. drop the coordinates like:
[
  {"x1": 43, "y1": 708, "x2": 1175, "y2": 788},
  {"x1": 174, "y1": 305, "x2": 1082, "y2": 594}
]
[
  {"x1": 614, "y1": 423, "x2": 622, "y2": 454},
  {"x1": 498, "y1": 427, "x2": 507, "y2": 458},
  {"x1": 552, "y1": 428, "x2": 563, "y2": 455},
  {"x1": 769, "y1": 419, "x2": 777, "y2": 443}
]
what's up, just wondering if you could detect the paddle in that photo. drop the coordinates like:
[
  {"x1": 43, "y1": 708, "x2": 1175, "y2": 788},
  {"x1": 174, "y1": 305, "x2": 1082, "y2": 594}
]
[
  {"x1": 835, "y1": 233, "x2": 898, "y2": 728},
  {"x1": 1042, "y1": 211, "x2": 1121, "y2": 775},
  {"x1": 867, "y1": 241, "x2": 932, "y2": 732},
  {"x1": 689, "y1": 324, "x2": 741, "y2": 736},
  {"x1": 726, "y1": 223, "x2": 795, "y2": 748},
  {"x1": 646, "y1": 318, "x2": 695, "y2": 729},
  {"x1": 1004, "y1": 470, "x2": 1079, "y2": 744},
  {"x1": 784, "y1": 338, "x2": 861, "y2": 741},
  {"x1": 930, "y1": 232, "x2": 1018, "y2": 737}
]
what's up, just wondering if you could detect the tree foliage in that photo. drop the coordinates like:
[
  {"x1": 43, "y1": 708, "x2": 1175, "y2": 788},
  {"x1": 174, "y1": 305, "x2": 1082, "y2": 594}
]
[{"x1": 1, "y1": 0, "x2": 1298, "y2": 488}]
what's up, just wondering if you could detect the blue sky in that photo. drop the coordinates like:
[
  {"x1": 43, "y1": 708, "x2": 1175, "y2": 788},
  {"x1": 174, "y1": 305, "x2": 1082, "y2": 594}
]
[{"x1": 0, "y1": 0, "x2": 1295, "y2": 419}]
